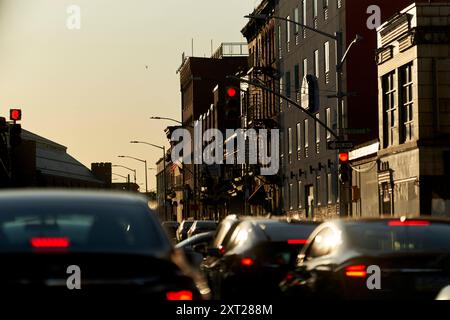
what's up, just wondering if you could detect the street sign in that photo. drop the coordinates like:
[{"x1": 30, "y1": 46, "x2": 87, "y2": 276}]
[{"x1": 327, "y1": 141, "x2": 354, "y2": 150}]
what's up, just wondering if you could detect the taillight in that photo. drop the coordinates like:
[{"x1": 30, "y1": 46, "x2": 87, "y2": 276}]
[
  {"x1": 287, "y1": 239, "x2": 308, "y2": 245},
  {"x1": 345, "y1": 265, "x2": 367, "y2": 278},
  {"x1": 388, "y1": 220, "x2": 430, "y2": 227},
  {"x1": 240, "y1": 257, "x2": 255, "y2": 267},
  {"x1": 166, "y1": 290, "x2": 193, "y2": 300},
  {"x1": 219, "y1": 246, "x2": 226, "y2": 255},
  {"x1": 31, "y1": 237, "x2": 70, "y2": 249}
]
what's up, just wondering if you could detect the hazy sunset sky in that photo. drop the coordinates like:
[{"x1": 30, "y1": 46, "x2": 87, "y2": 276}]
[{"x1": 0, "y1": 0, "x2": 257, "y2": 190}]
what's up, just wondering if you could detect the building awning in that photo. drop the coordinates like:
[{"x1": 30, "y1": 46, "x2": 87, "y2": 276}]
[{"x1": 248, "y1": 185, "x2": 267, "y2": 205}]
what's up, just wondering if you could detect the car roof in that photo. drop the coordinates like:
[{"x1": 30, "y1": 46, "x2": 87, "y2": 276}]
[
  {"x1": 0, "y1": 189, "x2": 149, "y2": 206},
  {"x1": 329, "y1": 216, "x2": 450, "y2": 226}
]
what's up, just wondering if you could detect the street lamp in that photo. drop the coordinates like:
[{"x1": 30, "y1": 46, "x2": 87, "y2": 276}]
[
  {"x1": 112, "y1": 165, "x2": 137, "y2": 183},
  {"x1": 150, "y1": 116, "x2": 195, "y2": 128},
  {"x1": 118, "y1": 155, "x2": 148, "y2": 194},
  {"x1": 130, "y1": 141, "x2": 167, "y2": 219}
]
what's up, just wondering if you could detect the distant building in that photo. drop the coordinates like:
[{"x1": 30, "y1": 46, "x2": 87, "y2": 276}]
[
  {"x1": 375, "y1": 2, "x2": 450, "y2": 216},
  {"x1": 11, "y1": 129, "x2": 103, "y2": 188},
  {"x1": 178, "y1": 43, "x2": 248, "y2": 219}
]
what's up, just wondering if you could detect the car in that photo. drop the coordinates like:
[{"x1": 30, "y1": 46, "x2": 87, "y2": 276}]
[
  {"x1": 0, "y1": 190, "x2": 210, "y2": 299},
  {"x1": 176, "y1": 220, "x2": 194, "y2": 242},
  {"x1": 162, "y1": 221, "x2": 179, "y2": 242},
  {"x1": 280, "y1": 217, "x2": 450, "y2": 300},
  {"x1": 175, "y1": 232, "x2": 215, "y2": 269},
  {"x1": 201, "y1": 218, "x2": 319, "y2": 300},
  {"x1": 187, "y1": 220, "x2": 217, "y2": 238}
]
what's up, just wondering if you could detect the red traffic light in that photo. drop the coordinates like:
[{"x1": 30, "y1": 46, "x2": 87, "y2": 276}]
[
  {"x1": 10, "y1": 109, "x2": 22, "y2": 121},
  {"x1": 339, "y1": 152, "x2": 349, "y2": 163},
  {"x1": 226, "y1": 87, "x2": 237, "y2": 98}
]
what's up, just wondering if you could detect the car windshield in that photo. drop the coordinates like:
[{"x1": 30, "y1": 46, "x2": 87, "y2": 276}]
[
  {"x1": 346, "y1": 222, "x2": 450, "y2": 253},
  {"x1": 261, "y1": 223, "x2": 318, "y2": 242},
  {"x1": 0, "y1": 202, "x2": 169, "y2": 255}
]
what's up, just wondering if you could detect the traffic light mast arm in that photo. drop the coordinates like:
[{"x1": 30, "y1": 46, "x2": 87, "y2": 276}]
[{"x1": 230, "y1": 76, "x2": 340, "y2": 141}]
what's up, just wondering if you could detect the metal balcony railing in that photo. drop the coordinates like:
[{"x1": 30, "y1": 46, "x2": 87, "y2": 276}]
[{"x1": 212, "y1": 43, "x2": 248, "y2": 59}]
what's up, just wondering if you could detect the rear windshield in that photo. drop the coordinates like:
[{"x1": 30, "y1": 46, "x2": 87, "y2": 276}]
[
  {"x1": 262, "y1": 223, "x2": 318, "y2": 242},
  {"x1": 0, "y1": 202, "x2": 169, "y2": 255},
  {"x1": 195, "y1": 222, "x2": 217, "y2": 229},
  {"x1": 346, "y1": 222, "x2": 450, "y2": 252}
]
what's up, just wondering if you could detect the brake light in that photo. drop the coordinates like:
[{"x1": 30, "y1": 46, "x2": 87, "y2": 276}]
[
  {"x1": 287, "y1": 239, "x2": 308, "y2": 245},
  {"x1": 345, "y1": 265, "x2": 367, "y2": 278},
  {"x1": 388, "y1": 220, "x2": 430, "y2": 227},
  {"x1": 31, "y1": 237, "x2": 70, "y2": 249},
  {"x1": 241, "y1": 257, "x2": 254, "y2": 267},
  {"x1": 219, "y1": 246, "x2": 225, "y2": 255},
  {"x1": 166, "y1": 290, "x2": 193, "y2": 300}
]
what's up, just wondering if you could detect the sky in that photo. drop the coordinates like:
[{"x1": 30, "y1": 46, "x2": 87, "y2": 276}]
[{"x1": 0, "y1": 0, "x2": 258, "y2": 191}]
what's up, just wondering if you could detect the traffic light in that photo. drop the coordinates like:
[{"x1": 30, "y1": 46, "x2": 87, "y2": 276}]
[
  {"x1": 9, "y1": 123, "x2": 22, "y2": 148},
  {"x1": 338, "y1": 152, "x2": 350, "y2": 183},
  {"x1": 224, "y1": 84, "x2": 240, "y2": 128},
  {"x1": 10, "y1": 109, "x2": 22, "y2": 122}
]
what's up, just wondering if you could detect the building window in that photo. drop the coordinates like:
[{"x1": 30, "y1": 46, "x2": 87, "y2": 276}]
[
  {"x1": 289, "y1": 183, "x2": 294, "y2": 210},
  {"x1": 298, "y1": 181, "x2": 303, "y2": 208},
  {"x1": 286, "y1": 16, "x2": 291, "y2": 52},
  {"x1": 278, "y1": 25, "x2": 282, "y2": 59},
  {"x1": 303, "y1": 58, "x2": 308, "y2": 79},
  {"x1": 294, "y1": 8, "x2": 300, "y2": 34},
  {"x1": 315, "y1": 113, "x2": 320, "y2": 153},
  {"x1": 326, "y1": 108, "x2": 332, "y2": 141},
  {"x1": 324, "y1": 41, "x2": 330, "y2": 82},
  {"x1": 294, "y1": 64, "x2": 300, "y2": 98},
  {"x1": 382, "y1": 72, "x2": 397, "y2": 148},
  {"x1": 302, "y1": 0, "x2": 307, "y2": 38},
  {"x1": 286, "y1": 71, "x2": 291, "y2": 99},
  {"x1": 304, "y1": 118, "x2": 309, "y2": 157},
  {"x1": 314, "y1": 50, "x2": 319, "y2": 78},
  {"x1": 313, "y1": 0, "x2": 318, "y2": 18},
  {"x1": 400, "y1": 63, "x2": 414, "y2": 143},
  {"x1": 327, "y1": 173, "x2": 332, "y2": 204},
  {"x1": 316, "y1": 175, "x2": 321, "y2": 206},
  {"x1": 288, "y1": 127, "x2": 293, "y2": 164},
  {"x1": 279, "y1": 77, "x2": 284, "y2": 109},
  {"x1": 297, "y1": 122, "x2": 302, "y2": 160}
]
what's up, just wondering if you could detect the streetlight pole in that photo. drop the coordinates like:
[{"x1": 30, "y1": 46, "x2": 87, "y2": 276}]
[
  {"x1": 112, "y1": 165, "x2": 137, "y2": 183},
  {"x1": 118, "y1": 155, "x2": 148, "y2": 194},
  {"x1": 130, "y1": 141, "x2": 167, "y2": 220}
]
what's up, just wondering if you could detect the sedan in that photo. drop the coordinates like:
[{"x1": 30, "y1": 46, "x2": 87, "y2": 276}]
[
  {"x1": 202, "y1": 218, "x2": 319, "y2": 300},
  {"x1": 0, "y1": 190, "x2": 210, "y2": 299},
  {"x1": 280, "y1": 217, "x2": 450, "y2": 300}
]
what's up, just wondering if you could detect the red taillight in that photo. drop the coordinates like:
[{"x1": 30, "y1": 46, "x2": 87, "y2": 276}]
[
  {"x1": 166, "y1": 290, "x2": 193, "y2": 301},
  {"x1": 287, "y1": 239, "x2": 308, "y2": 245},
  {"x1": 388, "y1": 220, "x2": 430, "y2": 227},
  {"x1": 31, "y1": 237, "x2": 70, "y2": 249},
  {"x1": 345, "y1": 265, "x2": 367, "y2": 278},
  {"x1": 219, "y1": 246, "x2": 226, "y2": 255},
  {"x1": 240, "y1": 257, "x2": 254, "y2": 267}
]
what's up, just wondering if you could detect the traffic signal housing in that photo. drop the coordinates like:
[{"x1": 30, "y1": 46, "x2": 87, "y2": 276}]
[
  {"x1": 10, "y1": 109, "x2": 22, "y2": 122},
  {"x1": 224, "y1": 84, "x2": 241, "y2": 129},
  {"x1": 338, "y1": 152, "x2": 350, "y2": 183}
]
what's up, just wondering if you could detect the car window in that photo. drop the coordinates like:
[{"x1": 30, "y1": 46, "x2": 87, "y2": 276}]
[{"x1": 0, "y1": 203, "x2": 169, "y2": 255}]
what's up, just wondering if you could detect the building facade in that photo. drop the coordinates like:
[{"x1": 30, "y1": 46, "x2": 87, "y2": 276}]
[
  {"x1": 276, "y1": 0, "x2": 436, "y2": 220},
  {"x1": 178, "y1": 43, "x2": 248, "y2": 219},
  {"x1": 376, "y1": 2, "x2": 450, "y2": 216},
  {"x1": 241, "y1": 0, "x2": 282, "y2": 216}
]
